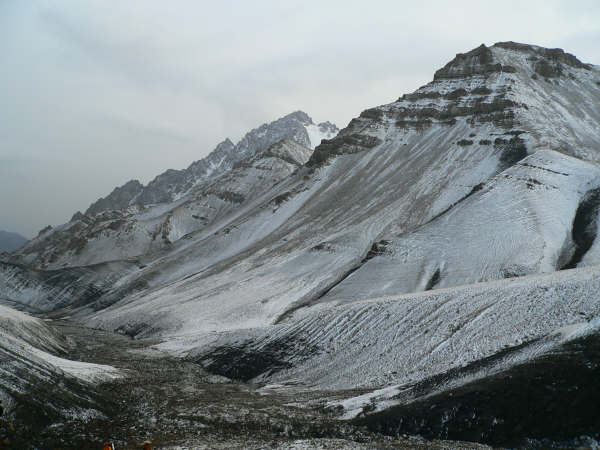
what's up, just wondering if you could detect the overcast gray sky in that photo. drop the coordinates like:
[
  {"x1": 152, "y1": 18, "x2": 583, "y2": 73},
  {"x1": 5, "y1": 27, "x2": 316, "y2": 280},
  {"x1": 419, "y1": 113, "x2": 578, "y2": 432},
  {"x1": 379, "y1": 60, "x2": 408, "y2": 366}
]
[{"x1": 1, "y1": 0, "x2": 599, "y2": 237}]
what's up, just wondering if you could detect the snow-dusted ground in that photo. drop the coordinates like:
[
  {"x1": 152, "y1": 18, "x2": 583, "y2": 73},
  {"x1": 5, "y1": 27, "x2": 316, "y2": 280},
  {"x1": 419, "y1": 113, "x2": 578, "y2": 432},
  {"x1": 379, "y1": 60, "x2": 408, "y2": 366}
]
[{"x1": 186, "y1": 264, "x2": 600, "y2": 419}]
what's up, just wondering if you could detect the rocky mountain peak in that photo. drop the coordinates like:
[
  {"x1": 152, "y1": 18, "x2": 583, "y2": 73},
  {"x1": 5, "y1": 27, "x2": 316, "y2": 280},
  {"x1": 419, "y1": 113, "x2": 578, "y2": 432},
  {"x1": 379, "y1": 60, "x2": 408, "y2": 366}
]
[
  {"x1": 214, "y1": 138, "x2": 235, "y2": 151},
  {"x1": 309, "y1": 41, "x2": 599, "y2": 167},
  {"x1": 433, "y1": 43, "x2": 506, "y2": 80},
  {"x1": 85, "y1": 179, "x2": 143, "y2": 216},
  {"x1": 492, "y1": 41, "x2": 592, "y2": 77},
  {"x1": 81, "y1": 112, "x2": 338, "y2": 216},
  {"x1": 283, "y1": 110, "x2": 312, "y2": 124},
  {"x1": 255, "y1": 138, "x2": 313, "y2": 166}
]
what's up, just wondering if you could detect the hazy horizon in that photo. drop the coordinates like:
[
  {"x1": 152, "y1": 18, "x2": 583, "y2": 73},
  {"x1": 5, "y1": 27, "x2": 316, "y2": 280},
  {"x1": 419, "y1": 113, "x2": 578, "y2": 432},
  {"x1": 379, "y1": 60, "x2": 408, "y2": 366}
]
[{"x1": 2, "y1": 0, "x2": 599, "y2": 237}]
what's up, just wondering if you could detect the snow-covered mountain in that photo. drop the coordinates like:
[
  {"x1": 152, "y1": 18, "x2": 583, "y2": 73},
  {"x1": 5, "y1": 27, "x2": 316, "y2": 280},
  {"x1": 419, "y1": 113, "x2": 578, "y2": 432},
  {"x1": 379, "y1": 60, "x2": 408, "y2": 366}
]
[
  {"x1": 6, "y1": 41, "x2": 600, "y2": 339},
  {"x1": 2, "y1": 41, "x2": 600, "y2": 447},
  {"x1": 10, "y1": 113, "x2": 336, "y2": 269},
  {"x1": 74, "y1": 42, "x2": 600, "y2": 341},
  {"x1": 86, "y1": 111, "x2": 337, "y2": 213}
]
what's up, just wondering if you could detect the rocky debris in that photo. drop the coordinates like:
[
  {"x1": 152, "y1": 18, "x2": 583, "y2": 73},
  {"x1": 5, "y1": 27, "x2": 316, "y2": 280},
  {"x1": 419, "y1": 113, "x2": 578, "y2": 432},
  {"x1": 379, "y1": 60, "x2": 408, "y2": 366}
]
[{"x1": 4, "y1": 320, "x2": 492, "y2": 449}]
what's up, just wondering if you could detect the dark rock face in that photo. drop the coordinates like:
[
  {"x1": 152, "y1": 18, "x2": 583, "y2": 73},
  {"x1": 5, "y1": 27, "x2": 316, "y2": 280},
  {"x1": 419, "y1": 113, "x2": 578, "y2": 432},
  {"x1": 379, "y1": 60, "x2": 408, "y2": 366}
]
[
  {"x1": 534, "y1": 59, "x2": 563, "y2": 78},
  {"x1": 307, "y1": 43, "x2": 533, "y2": 167},
  {"x1": 561, "y1": 188, "x2": 600, "y2": 269},
  {"x1": 495, "y1": 136, "x2": 528, "y2": 170},
  {"x1": 37, "y1": 225, "x2": 52, "y2": 236},
  {"x1": 308, "y1": 133, "x2": 382, "y2": 167},
  {"x1": 434, "y1": 44, "x2": 505, "y2": 80},
  {"x1": 316, "y1": 120, "x2": 339, "y2": 137},
  {"x1": 434, "y1": 42, "x2": 591, "y2": 83},
  {"x1": 494, "y1": 41, "x2": 592, "y2": 81},
  {"x1": 495, "y1": 41, "x2": 592, "y2": 71},
  {"x1": 85, "y1": 180, "x2": 143, "y2": 215}
]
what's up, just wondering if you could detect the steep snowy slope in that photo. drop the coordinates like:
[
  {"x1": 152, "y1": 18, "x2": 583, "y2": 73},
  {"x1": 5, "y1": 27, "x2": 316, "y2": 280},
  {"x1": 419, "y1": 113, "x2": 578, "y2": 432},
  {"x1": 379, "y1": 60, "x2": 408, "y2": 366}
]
[
  {"x1": 0, "y1": 260, "x2": 137, "y2": 314},
  {"x1": 0, "y1": 304, "x2": 120, "y2": 428},
  {"x1": 81, "y1": 42, "x2": 600, "y2": 342},
  {"x1": 4, "y1": 41, "x2": 600, "y2": 353},
  {"x1": 314, "y1": 150, "x2": 600, "y2": 304}
]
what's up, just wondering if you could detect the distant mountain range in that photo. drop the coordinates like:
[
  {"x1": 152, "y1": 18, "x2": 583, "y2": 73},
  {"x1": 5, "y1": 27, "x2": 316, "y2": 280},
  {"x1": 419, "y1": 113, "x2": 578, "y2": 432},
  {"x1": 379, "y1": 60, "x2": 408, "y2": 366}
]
[{"x1": 0, "y1": 230, "x2": 27, "y2": 253}]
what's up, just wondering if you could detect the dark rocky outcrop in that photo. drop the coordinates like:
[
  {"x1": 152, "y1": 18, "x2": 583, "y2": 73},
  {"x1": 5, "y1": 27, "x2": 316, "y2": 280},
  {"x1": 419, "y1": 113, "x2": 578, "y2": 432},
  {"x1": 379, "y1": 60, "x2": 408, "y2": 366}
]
[
  {"x1": 307, "y1": 134, "x2": 382, "y2": 167},
  {"x1": 37, "y1": 225, "x2": 52, "y2": 237},
  {"x1": 494, "y1": 41, "x2": 592, "y2": 71},
  {"x1": 561, "y1": 188, "x2": 600, "y2": 270},
  {"x1": 495, "y1": 136, "x2": 528, "y2": 170},
  {"x1": 494, "y1": 41, "x2": 592, "y2": 80},
  {"x1": 434, "y1": 44, "x2": 504, "y2": 80},
  {"x1": 193, "y1": 335, "x2": 320, "y2": 382},
  {"x1": 395, "y1": 97, "x2": 519, "y2": 130}
]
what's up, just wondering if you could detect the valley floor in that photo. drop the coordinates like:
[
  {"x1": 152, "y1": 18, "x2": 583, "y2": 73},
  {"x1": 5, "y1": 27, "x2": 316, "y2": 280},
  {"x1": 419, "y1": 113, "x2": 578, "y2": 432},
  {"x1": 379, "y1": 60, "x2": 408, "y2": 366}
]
[{"x1": 19, "y1": 321, "x2": 491, "y2": 449}]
